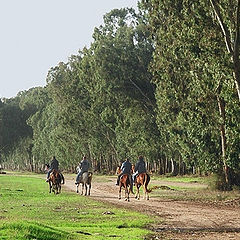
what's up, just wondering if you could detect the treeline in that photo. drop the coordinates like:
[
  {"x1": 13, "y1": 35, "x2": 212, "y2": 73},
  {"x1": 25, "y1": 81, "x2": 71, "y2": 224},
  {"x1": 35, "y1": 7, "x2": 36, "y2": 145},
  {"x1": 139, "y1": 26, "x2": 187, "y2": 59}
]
[{"x1": 1, "y1": 2, "x2": 240, "y2": 189}]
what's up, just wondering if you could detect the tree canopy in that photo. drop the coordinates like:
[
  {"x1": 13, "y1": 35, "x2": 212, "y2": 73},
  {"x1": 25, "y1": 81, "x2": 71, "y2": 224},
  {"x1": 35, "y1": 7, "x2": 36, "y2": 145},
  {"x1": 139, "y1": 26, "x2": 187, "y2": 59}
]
[{"x1": 1, "y1": 3, "x2": 240, "y2": 188}]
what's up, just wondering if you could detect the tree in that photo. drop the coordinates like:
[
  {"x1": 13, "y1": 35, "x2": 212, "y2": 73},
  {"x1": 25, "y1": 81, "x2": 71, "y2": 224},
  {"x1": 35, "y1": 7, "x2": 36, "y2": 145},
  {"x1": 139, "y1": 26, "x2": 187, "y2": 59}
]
[
  {"x1": 141, "y1": 0, "x2": 240, "y2": 186},
  {"x1": 209, "y1": 0, "x2": 240, "y2": 102}
]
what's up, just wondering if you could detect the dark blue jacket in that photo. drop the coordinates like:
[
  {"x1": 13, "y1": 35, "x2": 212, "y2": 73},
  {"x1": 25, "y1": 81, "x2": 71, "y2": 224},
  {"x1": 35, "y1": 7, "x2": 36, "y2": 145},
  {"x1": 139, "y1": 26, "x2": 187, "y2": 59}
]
[
  {"x1": 121, "y1": 160, "x2": 132, "y2": 174},
  {"x1": 80, "y1": 159, "x2": 90, "y2": 172},
  {"x1": 135, "y1": 160, "x2": 146, "y2": 174},
  {"x1": 50, "y1": 158, "x2": 59, "y2": 170}
]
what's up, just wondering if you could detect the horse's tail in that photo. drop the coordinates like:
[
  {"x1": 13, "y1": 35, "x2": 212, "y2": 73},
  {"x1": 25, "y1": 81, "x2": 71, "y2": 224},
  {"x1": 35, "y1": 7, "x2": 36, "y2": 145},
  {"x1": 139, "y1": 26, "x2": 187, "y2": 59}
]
[
  {"x1": 87, "y1": 172, "x2": 93, "y2": 184},
  {"x1": 88, "y1": 172, "x2": 93, "y2": 180},
  {"x1": 144, "y1": 173, "x2": 151, "y2": 193},
  {"x1": 61, "y1": 173, "x2": 65, "y2": 184}
]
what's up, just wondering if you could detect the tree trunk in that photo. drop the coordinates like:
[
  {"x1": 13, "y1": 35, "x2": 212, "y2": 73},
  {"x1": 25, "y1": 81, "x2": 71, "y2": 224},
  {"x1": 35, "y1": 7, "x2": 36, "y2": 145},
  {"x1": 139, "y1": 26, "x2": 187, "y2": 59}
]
[
  {"x1": 210, "y1": 0, "x2": 240, "y2": 102},
  {"x1": 217, "y1": 95, "x2": 230, "y2": 185},
  {"x1": 170, "y1": 158, "x2": 176, "y2": 175},
  {"x1": 165, "y1": 157, "x2": 168, "y2": 174},
  {"x1": 233, "y1": 0, "x2": 240, "y2": 102}
]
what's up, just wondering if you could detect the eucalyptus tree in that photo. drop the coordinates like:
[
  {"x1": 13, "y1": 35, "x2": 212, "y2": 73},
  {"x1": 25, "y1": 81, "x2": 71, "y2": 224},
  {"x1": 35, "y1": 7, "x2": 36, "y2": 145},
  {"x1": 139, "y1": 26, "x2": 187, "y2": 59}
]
[
  {"x1": 89, "y1": 8, "x2": 158, "y2": 164},
  {"x1": 209, "y1": 0, "x2": 240, "y2": 103},
  {"x1": 140, "y1": 0, "x2": 240, "y2": 185},
  {"x1": 45, "y1": 8, "x2": 159, "y2": 171},
  {"x1": 0, "y1": 95, "x2": 33, "y2": 169}
]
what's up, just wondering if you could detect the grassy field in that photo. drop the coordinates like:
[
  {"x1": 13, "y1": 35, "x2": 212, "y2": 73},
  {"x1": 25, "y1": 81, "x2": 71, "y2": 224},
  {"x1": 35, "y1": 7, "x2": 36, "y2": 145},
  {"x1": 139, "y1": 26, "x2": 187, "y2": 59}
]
[
  {"x1": 149, "y1": 174, "x2": 240, "y2": 202},
  {"x1": 0, "y1": 173, "x2": 153, "y2": 240}
]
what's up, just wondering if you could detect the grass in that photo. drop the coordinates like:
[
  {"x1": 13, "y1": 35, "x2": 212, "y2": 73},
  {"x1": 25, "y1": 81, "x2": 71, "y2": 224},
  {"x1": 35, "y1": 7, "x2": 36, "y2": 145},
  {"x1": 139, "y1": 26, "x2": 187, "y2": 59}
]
[
  {"x1": 148, "y1": 175, "x2": 240, "y2": 202},
  {"x1": 150, "y1": 174, "x2": 208, "y2": 184},
  {"x1": 0, "y1": 174, "x2": 153, "y2": 240}
]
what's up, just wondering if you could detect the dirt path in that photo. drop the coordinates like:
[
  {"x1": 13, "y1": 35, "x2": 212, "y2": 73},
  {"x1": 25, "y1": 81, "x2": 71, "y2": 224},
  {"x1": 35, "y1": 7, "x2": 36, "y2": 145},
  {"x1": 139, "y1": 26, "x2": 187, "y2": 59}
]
[{"x1": 63, "y1": 176, "x2": 240, "y2": 239}]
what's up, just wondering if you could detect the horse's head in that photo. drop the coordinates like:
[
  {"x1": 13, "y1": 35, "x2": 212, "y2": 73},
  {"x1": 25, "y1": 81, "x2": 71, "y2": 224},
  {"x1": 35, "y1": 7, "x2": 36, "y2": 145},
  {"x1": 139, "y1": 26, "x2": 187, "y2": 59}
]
[
  {"x1": 44, "y1": 164, "x2": 50, "y2": 172},
  {"x1": 131, "y1": 164, "x2": 135, "y2": 174},
  {"x1": 116, "y1": 166, "x2": 122, "y2": 175}
]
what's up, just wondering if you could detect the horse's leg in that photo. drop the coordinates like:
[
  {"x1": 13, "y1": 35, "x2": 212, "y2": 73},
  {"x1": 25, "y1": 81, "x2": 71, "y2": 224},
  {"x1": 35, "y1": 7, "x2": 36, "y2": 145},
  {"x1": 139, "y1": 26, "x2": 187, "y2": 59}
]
[
  {"x1": 146, "y1": 183, "x2": 149, "y2": 200},
  {"x1": 88, "y1": 183, "x2": 91, "y2": 195},
  {"x1": 143, "y1": 175, "x2": 149, "y2": 200},
  {"x1": 124, "y1": 183, "x2": 129, "y2": 201},
  {"x1": 56, "y1": 184, "x2": 59, "y2": 194},
  {"x1": 135, "y1": 183, "x2": 138, "y2": 199},
  {"x1": 136, "y1": 185, "x2": 140, "y2": 200},
  {"x1": 143, "y1": 184, "x2": 146, "y2": 200},
  {"x1": 76, "y1": 184, "x2": 79, "y2": 193},
  {"x1": 49, "y1": 182, "x2": 52, "y2": 193},
  {"x1": 124, "y1": 185, "x2": 127, "y2": 201},
  {"x1": 84, "y1": 183, "x2": 87, "y2": 196},
  {"x1": 81, "y1": 183, "x2": 84, "y2": 195},
  {"x1": 119, "y1": 184, "x2": 122, "y2": 199},
  {"x1": 126, "y1": 185, "x2": 130, "y2": 202}
]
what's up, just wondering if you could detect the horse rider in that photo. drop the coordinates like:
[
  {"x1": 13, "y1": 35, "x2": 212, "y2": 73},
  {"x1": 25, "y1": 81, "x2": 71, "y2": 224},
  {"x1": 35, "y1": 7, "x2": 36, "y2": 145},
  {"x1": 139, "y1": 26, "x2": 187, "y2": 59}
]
[
  {"x1": 46, "y1": 156, "x2": 64, "y2": 184},
  {"x1": 132, "y1": 155, "x2": 147, "y2": 184},
  {"x1": 75, "y1": 156, "x2": 90, "y2": 185},
  {"x1": 116, "y1": 158, "x2": 134, "y2": 193},
  {"x1": 46, "y1": 156, "x2": 59, "y2": 181}
]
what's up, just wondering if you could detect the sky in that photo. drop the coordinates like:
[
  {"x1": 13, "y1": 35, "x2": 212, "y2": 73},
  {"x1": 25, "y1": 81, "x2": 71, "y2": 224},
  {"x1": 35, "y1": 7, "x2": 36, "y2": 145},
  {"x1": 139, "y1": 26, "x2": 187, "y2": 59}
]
[{"x1": 0, "y1": 0, "x2": 138, "y2": 99}]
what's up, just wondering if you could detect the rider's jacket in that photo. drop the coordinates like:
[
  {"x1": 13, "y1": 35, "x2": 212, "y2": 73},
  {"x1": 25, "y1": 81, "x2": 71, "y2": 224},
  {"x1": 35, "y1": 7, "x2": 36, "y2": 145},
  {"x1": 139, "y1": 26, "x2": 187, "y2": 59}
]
[
  {"x1": 121, "y1": 161, "x2": 132, "y2": 174},
  {"x1": 50, "y1": 159, "x2": 59, "y2": 170},
  {"x1": 80, "y1": 159, "x2": 90, "y2": 172},
  {"x1": 134, "y1": 160, "x2": 146, "y2": 174}
]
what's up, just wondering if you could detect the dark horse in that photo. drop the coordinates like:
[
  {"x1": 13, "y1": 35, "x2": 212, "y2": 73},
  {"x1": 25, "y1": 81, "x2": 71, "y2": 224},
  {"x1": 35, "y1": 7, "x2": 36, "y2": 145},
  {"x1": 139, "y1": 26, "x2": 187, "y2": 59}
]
[
  {"x1": 134, "y1": 172, "x2": 151, "y2": 200},
  {"x1": 45, "y1": 164, "x2": 64, "y2": 194},
  {"x1": 76, "y1": 172, "x2": 93, "y2": 196},
  {"x1": 49, "y1": 169, "x2": 63, "y2": 194},
  {"x1": 116, "y1": 167, "x2": 132, "y2": 202}
]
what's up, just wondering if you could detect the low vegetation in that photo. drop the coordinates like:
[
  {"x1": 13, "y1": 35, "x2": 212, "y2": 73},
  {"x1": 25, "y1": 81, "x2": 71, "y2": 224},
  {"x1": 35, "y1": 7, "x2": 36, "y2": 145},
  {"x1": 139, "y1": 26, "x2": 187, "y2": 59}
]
[
  {"x1": 0, "y1": 174, "x2": 153, "y2": 240},
  {"x1": 148, "y1": 175, "x2": 240, "y2": 202}
]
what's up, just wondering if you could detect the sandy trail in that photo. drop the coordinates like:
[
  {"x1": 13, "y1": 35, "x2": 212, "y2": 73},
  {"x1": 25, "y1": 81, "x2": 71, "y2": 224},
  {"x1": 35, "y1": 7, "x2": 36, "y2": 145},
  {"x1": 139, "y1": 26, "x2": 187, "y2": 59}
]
[{"x1": 63, "y1": 176, "x2": 240, "y2": 239}]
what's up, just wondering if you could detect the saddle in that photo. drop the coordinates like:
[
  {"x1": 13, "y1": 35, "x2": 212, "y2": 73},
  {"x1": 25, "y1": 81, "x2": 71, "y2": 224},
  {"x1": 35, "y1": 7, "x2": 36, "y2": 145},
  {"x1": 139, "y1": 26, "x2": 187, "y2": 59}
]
[{"x1": 120, "y1": 173, "x2": 130, "y2": 179}]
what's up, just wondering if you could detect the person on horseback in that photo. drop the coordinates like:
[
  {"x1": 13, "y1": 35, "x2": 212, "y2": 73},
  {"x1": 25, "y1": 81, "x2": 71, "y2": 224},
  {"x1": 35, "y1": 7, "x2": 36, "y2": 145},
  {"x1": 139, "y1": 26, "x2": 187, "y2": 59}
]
[
  {"x1": 75, "y1": 156, "x2": 90, "y2": 185},
  {"x1": 46, "y1": 156, "x2": 64, "y2": 184},
  {"x1": 116, "y1": 158, "x2": 134, "y2": 193},
  {"x1": 132, "y1": 155, "x2": 147, "y2": 185},
  {"x1": 46, "y1": 156, "x2": 59, "y2": 182}
]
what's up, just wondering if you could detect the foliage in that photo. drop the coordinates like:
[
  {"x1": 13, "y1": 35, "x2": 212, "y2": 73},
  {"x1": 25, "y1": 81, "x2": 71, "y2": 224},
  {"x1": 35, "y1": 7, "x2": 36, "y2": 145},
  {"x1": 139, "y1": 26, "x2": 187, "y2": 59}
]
[
  {"x1": 140, "y1": 0, "x2": 240, "y2": 185},
  {"x1": 1, "y1": 3, "x2": 240, "y2": 188}
]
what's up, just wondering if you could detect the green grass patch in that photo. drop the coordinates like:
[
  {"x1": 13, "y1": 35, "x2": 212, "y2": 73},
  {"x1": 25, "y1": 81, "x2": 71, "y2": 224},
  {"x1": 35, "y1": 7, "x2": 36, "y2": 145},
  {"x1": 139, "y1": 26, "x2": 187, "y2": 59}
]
[
  {"x1": 150, "y1": 175, "x2": 208, "y2": 184},
  {"x1": 0, "y1": 174, "x2": 152, "y2": 240}
]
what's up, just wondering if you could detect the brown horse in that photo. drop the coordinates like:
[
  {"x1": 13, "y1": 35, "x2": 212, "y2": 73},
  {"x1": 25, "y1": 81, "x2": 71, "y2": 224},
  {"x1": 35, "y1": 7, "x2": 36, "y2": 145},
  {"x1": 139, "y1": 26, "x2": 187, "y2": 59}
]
[
  {"x1": 135, "y1": 173, "x2": 151, "y2": 200},
  {"x1": 49, "y1": 169, "x2": 62, "y2": 194},
  {"x1": 132, "y1": 164, "x2": 151, "y2": 200},
  {"x1": 116, "y1": 166, "x2": 132, "y2": 202}
]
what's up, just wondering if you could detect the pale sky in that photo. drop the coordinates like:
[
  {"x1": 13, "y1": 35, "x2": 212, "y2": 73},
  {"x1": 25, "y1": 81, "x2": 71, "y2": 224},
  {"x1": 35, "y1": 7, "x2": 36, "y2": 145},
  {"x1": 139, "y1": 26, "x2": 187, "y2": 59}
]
[{"x1": 0, "y1": 0, "x2": 138, "y2": 99}]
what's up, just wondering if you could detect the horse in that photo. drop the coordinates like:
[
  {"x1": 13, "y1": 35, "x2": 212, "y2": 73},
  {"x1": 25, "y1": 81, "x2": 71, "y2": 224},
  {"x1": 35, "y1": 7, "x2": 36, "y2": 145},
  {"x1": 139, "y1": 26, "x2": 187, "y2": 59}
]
[
  {"x1": 132, "y1": 166, "x2": 151, "y2": 200},
  {"x1": 116, "y1": 166, "x2": 132, "y2": 202},
  {"x1": 48, "y1": 169, "x2": 62, "y2": 194},
  {"x1": 76, "y1": 172, "x2": 93, "y2": 196},
  {"x1": 45, "y1": 164, "x2": 65, "y2": 194}
]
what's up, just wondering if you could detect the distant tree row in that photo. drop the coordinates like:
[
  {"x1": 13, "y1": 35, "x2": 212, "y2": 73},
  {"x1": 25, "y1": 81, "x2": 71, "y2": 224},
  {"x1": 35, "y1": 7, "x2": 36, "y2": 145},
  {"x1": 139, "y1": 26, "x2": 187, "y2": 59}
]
[{"x1": 1, "y1": 2, "x2": 240, "y2": 189}]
